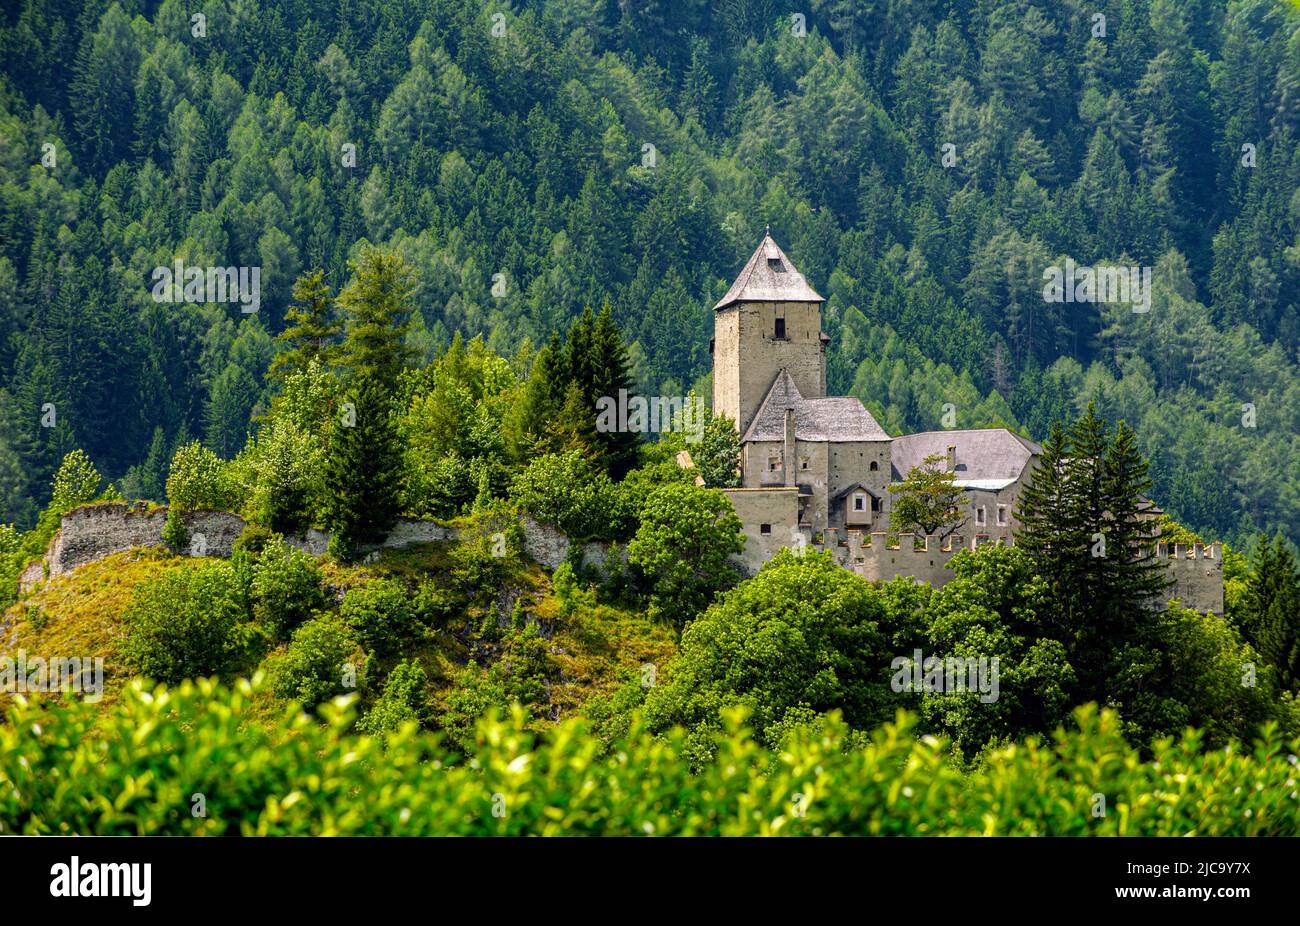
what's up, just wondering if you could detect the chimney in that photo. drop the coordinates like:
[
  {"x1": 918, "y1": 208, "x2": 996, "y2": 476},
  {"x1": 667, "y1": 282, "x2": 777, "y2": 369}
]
[
  {"x1": 946, "y1": 445, "x2": 956, "y2": 471},
  {"x1": 783, "y1": 407, "x2": 796, "y2": 487}
]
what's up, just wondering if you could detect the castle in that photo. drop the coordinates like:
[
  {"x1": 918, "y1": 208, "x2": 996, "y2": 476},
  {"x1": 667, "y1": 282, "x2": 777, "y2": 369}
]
[{"x1": 708, "y1": 233, "x2": 1224, "y2": 614}]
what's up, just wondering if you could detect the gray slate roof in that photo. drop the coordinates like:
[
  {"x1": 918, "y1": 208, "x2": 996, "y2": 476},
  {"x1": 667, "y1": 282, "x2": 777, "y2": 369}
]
[
  {"x1": 713, "y1": 233, "x2": 824, "y2": 310},
  {"x1": 890, "y1": 429, "x2": 1042, "y2": 485},
  {"x1": 742, "y1": 371, "x2": 892, "y2": 443}
]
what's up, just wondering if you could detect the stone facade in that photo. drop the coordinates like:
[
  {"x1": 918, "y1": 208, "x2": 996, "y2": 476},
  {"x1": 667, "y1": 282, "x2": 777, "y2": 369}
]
[{"x1": 710, "y1": 232, "x2": 1225, "y2": 615}]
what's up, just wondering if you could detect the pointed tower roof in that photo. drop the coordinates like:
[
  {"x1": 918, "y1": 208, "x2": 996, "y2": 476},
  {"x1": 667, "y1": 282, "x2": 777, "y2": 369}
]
[{"x1": 713, "y1": 231, "x2": 824, "y2": 310}]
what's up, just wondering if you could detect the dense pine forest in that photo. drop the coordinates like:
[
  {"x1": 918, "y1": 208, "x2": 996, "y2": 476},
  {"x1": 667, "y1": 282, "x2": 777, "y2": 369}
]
[{"x1": 0, "y1": 0, "x2": 1297, "y2": 551}]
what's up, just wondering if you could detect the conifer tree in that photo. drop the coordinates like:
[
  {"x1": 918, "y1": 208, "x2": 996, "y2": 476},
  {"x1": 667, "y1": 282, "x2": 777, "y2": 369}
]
[
  {"x1": 322, "y1": 249, "x2": 416, "y2": 559},
  {"x1": 589, "y1": 302, "x2": 639, "y2": 478},
  {"x1": 268, "y1": 270, "x2": 342, "y2": 383},
  {"x1": 1243, "y1": 537, "x2": 1300, "y2": 691},
  {"x1": 336, "y1": 249, "x2": 416, "y2": 387},
  {"x1": 1015, "y1": 421, "x2": 1088, "y2": 639},
  {"x1": 323, "y1": 374, "x2": 405, "y2": 560}
]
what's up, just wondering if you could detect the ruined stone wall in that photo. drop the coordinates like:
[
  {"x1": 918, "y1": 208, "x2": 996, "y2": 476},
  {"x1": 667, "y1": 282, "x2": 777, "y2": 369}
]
[{"x1": 20, "y1": 504, "x2": 456, "y2": 592}]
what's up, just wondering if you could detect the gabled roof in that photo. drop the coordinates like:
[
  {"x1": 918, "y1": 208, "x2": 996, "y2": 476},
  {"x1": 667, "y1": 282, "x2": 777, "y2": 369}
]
[
  {"x1": 742, "y1": 371, "x2": 892, "y2": 443},
  {"x1": 713, "y1": 232, "x2": 824, "y2": 310},
  {"x1": 890, "y1": 429, "x2": 1041, "y2": 486},
  {"x1": 832, "y1": 481, "x2": 882, "y2": 501}
]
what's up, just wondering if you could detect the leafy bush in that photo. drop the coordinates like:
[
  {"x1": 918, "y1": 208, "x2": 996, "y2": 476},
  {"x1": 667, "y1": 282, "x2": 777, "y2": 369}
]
[
  {"x1": 49, "y1": 450, "x2": 102, "y2": 513},
  {"x1": 266, "y1": 615, "x2": 362, "y2": 709},
  {"x1": 2, "y1": 677, "x2": 1297, "y2": 836},
  {"x1": 626, "y1": 482, "x2": 744, "y2": 627},
  {"x1": 121, "y1": 561, "x2": 248, "y2": 685},
  {"x1": 236, "y1": 421, "x2": 325, "y2": 533},
  {"x1": 339, "y1": 578, "x2": 416, "y2": 656},
  {"x1": 642, "y1": 549, "x2": 895, "y2": 760},
  {"x1": 509, "y1": 451, "x2": 617, "y2": 540},
  {"x1": 250, "y1": 537, "x2": 326, "y2": 640},
  {"x1": 166, "y1": 441, "x2": 237, "y2": 512},
  {"x1": 357, "y1": 660, "x2": 431, "y2": 734}
]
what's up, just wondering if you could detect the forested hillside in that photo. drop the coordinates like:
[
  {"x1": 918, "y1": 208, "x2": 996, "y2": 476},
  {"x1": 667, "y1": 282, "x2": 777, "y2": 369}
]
[{"x1": 0, "y1": 0, "x2": 1297, "y2": 549}]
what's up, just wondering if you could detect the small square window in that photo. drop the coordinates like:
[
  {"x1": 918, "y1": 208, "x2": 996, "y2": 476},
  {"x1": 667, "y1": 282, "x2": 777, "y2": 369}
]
[
  {"x1": 800, "y1": 459, "x2": 808, "y2": 470},
  {"x1": 769, "y1": 458, "x2": 780, "y2": 472},
  {"x1": 760, "y1": 523, "x2": 772, "y2": 535},
  {"x1": 767, "y1": 257, "x2": 787, "y2": 273},
  {"x1": 976, "y1": 506, "x2": 986, "y2": 525},
  {"x1": 854, "y1": 496, "x2": 865, "y2": 512}
]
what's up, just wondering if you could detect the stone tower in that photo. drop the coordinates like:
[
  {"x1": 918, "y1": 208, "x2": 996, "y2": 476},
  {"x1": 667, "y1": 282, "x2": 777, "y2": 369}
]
[{"x1": 711, "y1": 232, "x2": 826, "y2": 435}]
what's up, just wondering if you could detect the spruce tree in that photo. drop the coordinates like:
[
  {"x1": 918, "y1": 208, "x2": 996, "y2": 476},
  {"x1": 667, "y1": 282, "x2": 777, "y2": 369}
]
[
  {"x1": 1244, "y1": 537, "x2": 1300, "y2": 691},
  {"x1": 322, "y1": 249, "x2": 416, "y2": 559},
  {"x1": 336, "y1": 249, "x2": 416, "y2": 385},
  {"x1": 268, "y1": 270, "x2": 341, "y2": 383},
  {"x1": 589, "y1": 302, "x2": 639, "y2": 478},
  {"x1": 323, "y1": 374, "x2": 405, "y2": 559},
  {"x1": 1015, "y1": 421, "x2": 1088, "y2": 641},
  {"x1": 1101, "y1": 421, "x2": 1169, "y2": 614}
]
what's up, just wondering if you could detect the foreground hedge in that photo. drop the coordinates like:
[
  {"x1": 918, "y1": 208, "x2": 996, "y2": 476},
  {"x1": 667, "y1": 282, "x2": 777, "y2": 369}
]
[{"x1": 1, "y1": 677, "x2": 1297, "y2": 835}]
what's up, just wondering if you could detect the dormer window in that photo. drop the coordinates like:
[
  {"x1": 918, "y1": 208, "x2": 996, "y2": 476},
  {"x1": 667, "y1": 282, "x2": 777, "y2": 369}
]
[
  {"x1": 774, "y1": 317, "x2": 786, "y2": 338},
  {"x1": 767, "y1": 257, "x2": 787, "y2": 273}
]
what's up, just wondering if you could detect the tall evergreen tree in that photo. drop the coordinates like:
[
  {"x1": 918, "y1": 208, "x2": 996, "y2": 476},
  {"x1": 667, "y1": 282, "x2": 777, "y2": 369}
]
[
  {"x1": 1243, "y1": 536, "x2": 1300, "y2": 691},
  {"x1": 322, "y1": 249, "x2": 417, "y2": 559},
  {"x1": 322, "y1": 374, "x2": 405, "y2": 560},
  {"x1": 335, "y1": 249, "x2": 416, "y2": 388},
  {"x1": 268, "y1": 270, "x2": 342, "y2": 383},
  {"x1": 589, "y1": 302, "x2": 639, "y2": 477}
]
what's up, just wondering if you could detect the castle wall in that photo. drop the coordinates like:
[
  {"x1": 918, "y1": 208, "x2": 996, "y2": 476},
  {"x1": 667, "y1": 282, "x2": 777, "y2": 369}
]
[
  {"x1": 1156, "y1": 542, "x2": 1224, "y2": 615},
  {"x1": 827, "y1": 440, "x2": 891, "y2": 500},
  {"x1": 723, "y1": 487, "x2": 801, "y2": 576}
]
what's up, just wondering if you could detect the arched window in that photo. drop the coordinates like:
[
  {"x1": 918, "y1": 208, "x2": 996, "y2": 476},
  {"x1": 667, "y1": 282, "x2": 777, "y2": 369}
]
[{"x1": 869, "y1": 461, "x2": 878, "y2": 471}]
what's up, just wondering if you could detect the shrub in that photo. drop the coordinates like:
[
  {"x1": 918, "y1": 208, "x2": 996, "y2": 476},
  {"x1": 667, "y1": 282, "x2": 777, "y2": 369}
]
[
  {"x1": 239, "y1": 421, "x2": 324, "y2": 533},
  {"x1": 339, "y1": 579, "x2": 415, "y2": 656},
  {"x1": 357, "y1": 660, "x2": 431, "y2": 734},
  {"x1": 250, "y1": 537, "x2": 326, "y2": 640},
  {"x1": 267, "y1": 614, "x2": 363, "y2": 708},
  {"x1": 166, "y1": 441, "x2": 236, "y2": 512},
  {"x1": 49, "y1": 450, "x2": 102, "y2": 513},
  {"x1": 508, "y1": 450, "x2": 616, "y2": 540},
  {"x1": 160, "y1": 508, "x2": 188, "y2": 553},
  {"x1": 449, "y1": 503, "x2": 522, "y2": 595},
  {"x1": 626, "y1": 482, "x2": 744, "y2": 628},
  {"x1": 641, "y1": 549, "x2": 896, "y2": 760},
  {"x1": 121, "y1": 561, "x2": 247, "y2": 685},
  {"x1": 3, "y1": 678, "x2": 1298, "y2": 836}
]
